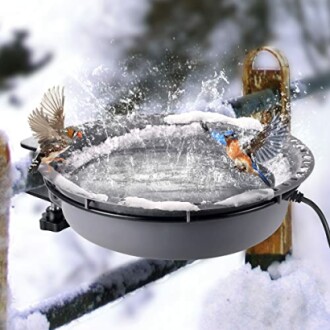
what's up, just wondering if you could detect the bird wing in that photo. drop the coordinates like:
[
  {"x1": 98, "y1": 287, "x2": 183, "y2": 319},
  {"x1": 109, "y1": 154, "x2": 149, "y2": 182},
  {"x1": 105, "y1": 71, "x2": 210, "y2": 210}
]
[
  {"x1": 243, "y1": 114, "x2": 289, "y2": 163},
  {"x1": 28, "y1": 108, "x2": 62, "y2": 144},
  {"x1": 40, "y1": 86, "x2": 65, "y2": 131}
]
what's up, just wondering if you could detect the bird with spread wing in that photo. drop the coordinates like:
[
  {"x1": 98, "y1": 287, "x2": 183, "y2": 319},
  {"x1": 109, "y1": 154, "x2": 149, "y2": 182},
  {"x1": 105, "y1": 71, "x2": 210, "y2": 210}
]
[
  {"x1": 201, "y1": 114, "x2": 288, "y2": 187},
  {"x1": 28, "y1": 86, "x2": 82, "y2": 173}
]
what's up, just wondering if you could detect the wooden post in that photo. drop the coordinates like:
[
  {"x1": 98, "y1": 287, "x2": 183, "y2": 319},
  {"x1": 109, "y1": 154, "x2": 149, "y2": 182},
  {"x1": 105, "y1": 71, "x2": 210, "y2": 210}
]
[
  {"x1": 243, "y1": 47, "x2": 292, "y2": 270},
  {"x1": 0, "y1": 132, "x2": 11, "y2": 329}
]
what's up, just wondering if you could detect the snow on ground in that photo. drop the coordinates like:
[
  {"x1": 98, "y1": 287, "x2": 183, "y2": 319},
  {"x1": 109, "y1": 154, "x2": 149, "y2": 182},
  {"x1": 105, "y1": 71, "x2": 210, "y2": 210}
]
[{"x1": 201, "y1": 258, "x2": 330, "y2": 330}]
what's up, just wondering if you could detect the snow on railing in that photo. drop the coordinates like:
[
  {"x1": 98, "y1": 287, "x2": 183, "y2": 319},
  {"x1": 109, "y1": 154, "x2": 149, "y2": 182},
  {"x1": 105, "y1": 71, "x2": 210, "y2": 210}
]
[{"x1": 14, "y1": 259, "x2": 191, "y2": 330}]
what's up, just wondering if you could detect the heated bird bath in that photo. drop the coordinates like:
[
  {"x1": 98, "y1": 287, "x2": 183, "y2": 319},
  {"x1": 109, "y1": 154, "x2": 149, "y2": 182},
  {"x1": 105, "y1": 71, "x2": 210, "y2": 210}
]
[{"x1": 22, "y1": 47, "x2": 329, "y2": 261}]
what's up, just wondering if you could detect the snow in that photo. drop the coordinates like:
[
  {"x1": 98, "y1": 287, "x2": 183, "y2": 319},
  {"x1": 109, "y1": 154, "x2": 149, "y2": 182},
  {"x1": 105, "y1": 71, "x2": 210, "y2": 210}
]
[
  {"x1": 38, "y1": 166, "x2": 108, "y2": 202},
  {"x1": 61, "y1": 256, "x2": 330, "y2": 330},
  {"x1": 120, "y1": 197, "x2": 199, "y2": 212},
  {"x1": 57, "y1": 254, "x2": 245, "y2": 330},
  {"x1": 201, "y1": 259, "x2": 330, "y2": 330},
  {"x1": 12, "y1": 155, "x2": 32, "y2": 194},
  {"x1": 11, "y1": 312, "x2": 49, "y2": 330},
  {"x1": 164, "y1": 111, "x2": 263, "y2": 131},
  {"x1": 215, "y1": 189, "x2": 274, "y2": 207}
]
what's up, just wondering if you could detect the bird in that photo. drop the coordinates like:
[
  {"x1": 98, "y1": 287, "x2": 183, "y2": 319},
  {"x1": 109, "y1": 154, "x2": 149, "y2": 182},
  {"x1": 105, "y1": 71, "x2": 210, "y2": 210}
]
[
  {"x1": 201, "y1": 114, "x2": 288, "y2": 187},
  {"x1": 28, "y1": 86, "x2": 82, "y2": 173}
]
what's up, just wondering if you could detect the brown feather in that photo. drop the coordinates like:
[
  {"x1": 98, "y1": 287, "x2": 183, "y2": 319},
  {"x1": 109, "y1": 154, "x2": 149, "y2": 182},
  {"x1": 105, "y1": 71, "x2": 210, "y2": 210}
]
[
  {"x1": 28, "y1": 86, "x2": 75, "y2": 172},
  {"x1": 28, "y1": 108, "x2": 61, "y2": 144},
  {"x1": 40, "y1": 86, "x2": 65, "y2": 131}
]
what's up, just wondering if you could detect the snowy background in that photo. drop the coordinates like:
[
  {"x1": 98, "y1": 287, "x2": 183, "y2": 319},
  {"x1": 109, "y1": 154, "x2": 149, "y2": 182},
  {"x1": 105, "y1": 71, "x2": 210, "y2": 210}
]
[{"x1": 1, "y1": 0, "x2": 330, "y2": 329}]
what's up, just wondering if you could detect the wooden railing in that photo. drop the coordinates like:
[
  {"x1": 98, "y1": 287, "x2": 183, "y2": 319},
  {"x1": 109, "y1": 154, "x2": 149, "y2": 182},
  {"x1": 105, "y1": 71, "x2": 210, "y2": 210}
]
[
  {"x1": 0, "y1": 133, "x2": 11, "y2": 330},
  {"x1": 242, "y1": 47, "x2": 292, "y2": 270}
]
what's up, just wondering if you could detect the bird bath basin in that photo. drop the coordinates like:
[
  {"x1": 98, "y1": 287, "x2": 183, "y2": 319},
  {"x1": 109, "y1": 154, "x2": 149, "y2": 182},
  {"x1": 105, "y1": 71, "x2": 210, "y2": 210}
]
[{"x1": 23, "y1": 112, "x2": 314, "y2": 259}]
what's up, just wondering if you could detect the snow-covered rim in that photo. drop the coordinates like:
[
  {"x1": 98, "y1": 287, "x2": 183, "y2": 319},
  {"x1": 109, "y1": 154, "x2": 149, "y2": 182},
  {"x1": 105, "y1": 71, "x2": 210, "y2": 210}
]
[
  {"x1": 42, "y1": 135, "x2": 314, "y2": 219},
  {"x1": 45, "y1": 179, "x2": 278, "y2": 222}
]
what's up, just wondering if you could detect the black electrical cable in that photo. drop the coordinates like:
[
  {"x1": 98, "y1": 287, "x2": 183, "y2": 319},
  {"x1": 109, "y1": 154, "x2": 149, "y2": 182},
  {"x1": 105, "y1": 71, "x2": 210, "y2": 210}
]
[{"x1": 285, "y1": 190, "x2": 330, "y2": 248}]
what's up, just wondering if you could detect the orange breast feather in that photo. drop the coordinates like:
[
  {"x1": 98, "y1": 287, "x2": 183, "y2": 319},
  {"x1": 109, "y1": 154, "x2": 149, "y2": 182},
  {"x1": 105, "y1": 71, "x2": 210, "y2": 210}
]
[
  {"x1": 226, "y1": 140, "x2": 253, "y2": 173},
  {"x1": 226, "y1": 140, "x2": 244, "y2": 159}
]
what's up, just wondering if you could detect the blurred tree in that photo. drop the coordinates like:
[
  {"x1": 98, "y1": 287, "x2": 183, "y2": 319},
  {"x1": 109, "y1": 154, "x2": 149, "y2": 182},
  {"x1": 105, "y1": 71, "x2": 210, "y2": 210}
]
[
  {"x1": 0, "y1": 30, "x2": 52, "y2": 91},
  {"x1": 109, "y1": 0, "x2": 271, "y2": 114},
  {"x1": 285, "y1": 0, "x2": 330, "y2": 73}
]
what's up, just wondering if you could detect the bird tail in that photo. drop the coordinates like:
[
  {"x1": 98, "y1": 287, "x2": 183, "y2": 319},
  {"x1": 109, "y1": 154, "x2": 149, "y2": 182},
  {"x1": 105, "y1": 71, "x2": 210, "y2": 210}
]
[
  {"x1": 252, "y1": 161, "x2": 272, "y2": 187},
  {"x1": 28, "y1": 152, "x2": 44, "y2": 173}
]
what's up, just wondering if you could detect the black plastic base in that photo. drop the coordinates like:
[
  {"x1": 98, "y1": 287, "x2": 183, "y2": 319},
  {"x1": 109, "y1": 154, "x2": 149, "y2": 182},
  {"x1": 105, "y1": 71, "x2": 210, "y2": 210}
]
[{"x1": 40, "y1": 206, "x2": 70, "y2": 232}]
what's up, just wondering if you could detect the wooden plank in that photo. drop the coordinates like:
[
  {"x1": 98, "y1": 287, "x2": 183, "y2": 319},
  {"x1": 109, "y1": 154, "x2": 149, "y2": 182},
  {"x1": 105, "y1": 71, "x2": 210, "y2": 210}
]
[
  {"x1": 242, "y1": 47, "x2": 292, "y2": 270},
  {"x1": 0, "y1": 132, "x2": 11, "y2": 329}
]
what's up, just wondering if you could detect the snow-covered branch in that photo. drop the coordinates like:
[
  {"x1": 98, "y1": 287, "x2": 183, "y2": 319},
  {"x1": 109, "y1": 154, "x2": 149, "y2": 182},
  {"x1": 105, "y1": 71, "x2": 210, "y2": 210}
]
[
  {"x1": 16, "y1": 259, "x2": 191, "y2": 329},
  {"x1": 12, "y1": 156, "x2": 45, "y2": 196}
]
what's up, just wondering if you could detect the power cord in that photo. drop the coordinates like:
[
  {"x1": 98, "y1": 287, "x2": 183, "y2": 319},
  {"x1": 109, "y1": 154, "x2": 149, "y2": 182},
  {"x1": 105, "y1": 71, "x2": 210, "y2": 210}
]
[{"x1": 285, "y1": 190, "x2": 330, "y2": 248}]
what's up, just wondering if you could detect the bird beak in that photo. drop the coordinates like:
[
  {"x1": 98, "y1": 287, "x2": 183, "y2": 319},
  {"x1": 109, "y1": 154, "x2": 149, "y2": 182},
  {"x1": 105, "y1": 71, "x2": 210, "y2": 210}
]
[{"x1": 76, "y1": 131, "x2": 83, "y2": 139}]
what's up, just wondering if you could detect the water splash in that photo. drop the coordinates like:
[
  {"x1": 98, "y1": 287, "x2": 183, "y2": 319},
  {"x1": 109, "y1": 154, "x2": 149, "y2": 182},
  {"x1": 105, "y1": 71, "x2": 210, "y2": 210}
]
[
  {"x1": 58, "y1": 67, "x2": 291, "y2": 207},
  {"x1": 67, "y1": 60, "x2": 234, "y2": 120},
  {"x1": 61, "y1": 118, "x2": 287, "y2": 206}
]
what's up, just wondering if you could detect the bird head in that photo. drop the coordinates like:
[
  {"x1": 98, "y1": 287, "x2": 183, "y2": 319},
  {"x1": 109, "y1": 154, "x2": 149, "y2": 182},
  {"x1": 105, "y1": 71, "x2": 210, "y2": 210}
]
[
  {"x1": 65, "y1": 127, "x2": 83, "y2": 140},
  {"x1": 223, "y1": 130, "x2": 238, "y2": 141}
]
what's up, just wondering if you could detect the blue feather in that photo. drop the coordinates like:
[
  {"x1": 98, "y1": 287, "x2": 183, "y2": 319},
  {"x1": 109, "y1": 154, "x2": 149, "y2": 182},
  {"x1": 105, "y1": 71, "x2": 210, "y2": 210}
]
[
  {"x1": 252, "y1": 161, "x2": 271, "y2": 187},
  {"x1": 211, "y1": 131, "x2": 227, "y2": 146}
]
